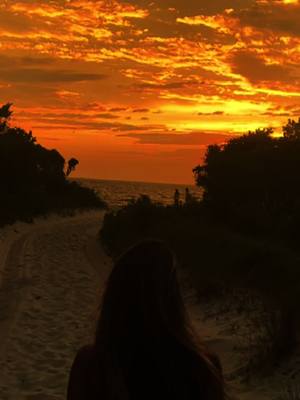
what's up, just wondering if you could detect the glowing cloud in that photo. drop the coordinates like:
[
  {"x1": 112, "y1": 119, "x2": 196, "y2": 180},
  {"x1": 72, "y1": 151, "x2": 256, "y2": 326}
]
[{"x1": 0, "y1": 0, "x2": 299, "y2": 183}]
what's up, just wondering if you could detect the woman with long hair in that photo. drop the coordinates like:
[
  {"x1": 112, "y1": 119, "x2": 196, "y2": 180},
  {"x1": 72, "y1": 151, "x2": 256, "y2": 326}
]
[{"x1": 67, "y1": 240, "x2": 225, "y2": 400}]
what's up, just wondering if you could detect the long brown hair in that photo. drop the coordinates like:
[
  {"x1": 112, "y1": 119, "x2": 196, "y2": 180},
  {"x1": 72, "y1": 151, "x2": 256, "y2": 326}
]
[{"x1": 94, "y1": 240, "x2": 225, "y2": 399}]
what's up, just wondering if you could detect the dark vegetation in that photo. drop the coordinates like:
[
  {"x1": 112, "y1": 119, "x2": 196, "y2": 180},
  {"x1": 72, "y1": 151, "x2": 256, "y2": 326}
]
[
  {"x1": 100, "y1": 119, "x2": 300, "y2": 377},
  {"x1": 0, "y1": 103, "x2": 106, "y2": 226},
  {"x1": 193, "y1": 121, "x2": 300, "y2": 244}
]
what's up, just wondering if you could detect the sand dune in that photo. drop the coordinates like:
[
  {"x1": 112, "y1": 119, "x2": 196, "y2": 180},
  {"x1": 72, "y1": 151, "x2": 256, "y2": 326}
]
[{"x1": 0, "y1": 211, "x2": 289, "y2": 399}]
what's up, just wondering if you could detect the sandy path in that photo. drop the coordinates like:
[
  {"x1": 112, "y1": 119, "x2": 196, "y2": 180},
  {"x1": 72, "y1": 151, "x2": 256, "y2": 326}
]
[{"x1": 0, "y1": 211, "x2": 111, "y2": 400}]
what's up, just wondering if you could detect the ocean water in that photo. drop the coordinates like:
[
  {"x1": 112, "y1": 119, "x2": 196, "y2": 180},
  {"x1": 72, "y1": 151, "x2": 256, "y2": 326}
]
[{"x1": 76, "y1": 178, "x2": 202, "y2": 208}]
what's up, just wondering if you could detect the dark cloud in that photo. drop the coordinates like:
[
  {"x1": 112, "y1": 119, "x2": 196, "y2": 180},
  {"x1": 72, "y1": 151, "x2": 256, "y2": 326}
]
[
  {"x1": 133, "y1": 11, "x2": 230, "y2": 41},
  {"x1": 262, "y1": 112, "x2": 290, "y2": 117},
  {"x1": 109, "y1": 107, "x2": 128, "y2": 112},
  {"x1": 96, "y1": 113, "x2": 120, "y2": 119},
  {"x1": 33, "y1": 121, "x2": 144, "y2": 131},
  {"x1": 118, "y1": 131, "x2": 233, "y2": 145},
  {"x1": 0, "y1": 55, "x2": 60, "y2": 69},
  {"x1": 236, "y1": 3, "x2": 300, "y2": 37},
  {"x1": 0, "y1": 68, "x2": 107, "y2": 83},
  {"x1": 229, "y1": 51, "x2": 294, "y2": 83},
  {"x1": 0, "y1": 10, "x2": 38, "y2": 33},
  {"x1": 117, "y1": 123, "x2": 164, "y2": 132},
  {"x1": 132, "y1": 108, "x2": 150, "y2": 113},
  {"x1": 198, "y1": 111, "x2": 224, "y2": 116},
  {"x1": 136, "y1": 80, "x2": 199, "y2": 90},
  {"x1": 21, "y1": 56, "x2": 56, "y2": 65},
  {"x1": 35, "y1": 112, "x2": 119, "y2": 120},
  {"x1": 1, "y1": 0, "x2": 300, "y2": 185},
  {"x1": 127, "y1": 0, "x2": 255, "y2": 16},
  {"x1": 32, "y1": 117, "x2": 163, "y2": 132},
  {"x1": 33, "y1": 125, "x2": 79, "y2": 130}
]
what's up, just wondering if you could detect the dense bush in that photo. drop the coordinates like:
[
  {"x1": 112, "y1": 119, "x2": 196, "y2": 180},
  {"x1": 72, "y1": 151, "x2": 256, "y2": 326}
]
[
  {"x1": 193, "y1": 120, "x2": 300, "y2": 242},
  {"x1": 101, "y1": 195, "x2": 300, "y2": 298},
  {"x1": 0, "y1": 103, "x2": 106, "y2": 225}
]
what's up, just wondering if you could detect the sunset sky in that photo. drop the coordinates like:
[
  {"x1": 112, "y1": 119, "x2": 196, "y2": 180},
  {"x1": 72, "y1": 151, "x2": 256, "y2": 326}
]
[{"x1": 1, "y1": 0, "x2": 300, "y2": 183}]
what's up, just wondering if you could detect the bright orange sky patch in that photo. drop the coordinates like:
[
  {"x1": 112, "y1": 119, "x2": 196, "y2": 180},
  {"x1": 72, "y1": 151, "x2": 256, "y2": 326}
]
[{"x1": 1, "y1": 0, "x2": 300, "y2": 183}]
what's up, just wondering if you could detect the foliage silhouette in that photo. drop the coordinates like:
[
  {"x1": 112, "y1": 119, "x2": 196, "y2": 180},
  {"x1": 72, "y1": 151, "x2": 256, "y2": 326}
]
[
  {"x1": 193, "y1": 121, "x2": 300, "y2": 241},
  {"x1": 0, "y1": 103, "x2": 13, "y2": 129},
  {"x1": 0, "y1": 103, "x2": 106, "y2": 226},
  {"x1": 66, "y1": 157, "x2": 79, "y2": 176},
  {"x1": 283, "y1": 118, "x2": 300, "y2": 139}
]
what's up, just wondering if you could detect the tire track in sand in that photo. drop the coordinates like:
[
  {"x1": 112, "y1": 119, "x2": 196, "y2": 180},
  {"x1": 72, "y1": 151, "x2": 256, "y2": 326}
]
[
  {"x1": 0, "y1": 212, "x2": 110, "y2": 400},
  {"x1": 0, "y1": 233, "x2": 31, "y2": 358}
]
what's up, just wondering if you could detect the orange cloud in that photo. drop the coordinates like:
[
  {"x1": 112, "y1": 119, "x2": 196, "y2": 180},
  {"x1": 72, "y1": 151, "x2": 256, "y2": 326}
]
[{"x1": 0, "y1": 0, "x2": 300, "y2": 183}]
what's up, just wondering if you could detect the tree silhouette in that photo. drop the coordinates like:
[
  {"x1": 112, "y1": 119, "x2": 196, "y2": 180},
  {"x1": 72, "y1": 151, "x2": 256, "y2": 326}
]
[
  {"x1": 193, "y1": 122, "x2": 300, "y2": 236},
  {"x1": 66, "y1": 158, "x2": 79, "y2": 176},
  {"x1": 0, "y1": 103, "x2": 13, "y2": 130},
  {"x1": 283, "y1": 118, "x2": 300, "y2": 139},
  {"x1": 0, "y1": 103, "x2": 105, "y2": 225}
]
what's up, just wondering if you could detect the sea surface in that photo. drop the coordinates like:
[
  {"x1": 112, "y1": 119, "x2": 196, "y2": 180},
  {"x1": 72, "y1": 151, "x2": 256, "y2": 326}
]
[{"x1": 76, "y1": 178, "x2": 202, "y2": 208}]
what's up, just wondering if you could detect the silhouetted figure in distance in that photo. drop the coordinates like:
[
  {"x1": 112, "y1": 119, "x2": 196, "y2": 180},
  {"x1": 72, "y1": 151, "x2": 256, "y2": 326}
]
[
  {"x1": 67, "y1": 240, "x2": 225, "y2": 400},
  {"x1": 174, "y1": 188, "x2": 180, "y2": 207},
  {"x1": 185, "y1": 187, "x2": 193, "y2": 205}
]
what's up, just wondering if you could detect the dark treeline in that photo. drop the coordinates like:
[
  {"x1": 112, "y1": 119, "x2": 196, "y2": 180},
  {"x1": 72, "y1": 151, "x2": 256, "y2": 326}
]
[
  {"x1": 0, "y1": 103, "x2": 106, "y2": 226},
  {"x1": 193, "y1": 120, "x2": 300, "y2": 243},
  {"x1": 100, "y1": 118, "x2": 300, "y2": 377}
]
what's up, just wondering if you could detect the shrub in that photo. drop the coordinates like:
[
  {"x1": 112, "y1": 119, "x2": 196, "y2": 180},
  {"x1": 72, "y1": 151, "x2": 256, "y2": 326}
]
[{"x1": 0, "y1": 103, "x2": 106, "y2": 226}]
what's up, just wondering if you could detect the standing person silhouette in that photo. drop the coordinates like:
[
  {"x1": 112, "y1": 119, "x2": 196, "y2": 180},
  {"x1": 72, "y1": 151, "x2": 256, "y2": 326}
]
[
  {"x1": 174, "y1": 188, "x2": 180, "y2": 207},
  {"x1": 185, "y1": 187, "x2": 193, "y2": 205},
  {"x1": 67, "y1": 240, "x2": 226, "y2": 400}
]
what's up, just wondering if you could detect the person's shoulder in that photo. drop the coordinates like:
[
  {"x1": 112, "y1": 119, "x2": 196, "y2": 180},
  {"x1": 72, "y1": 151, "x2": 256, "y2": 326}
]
[
  {"x1": 76, "y1": 344, "x2": 96, "y2": 358},
  {"x1": 68, "y1": 345, "x2": 96, "y2": 399},
  {"x1": 73, "y1": 344, "x2": 96, "y2": 369}
]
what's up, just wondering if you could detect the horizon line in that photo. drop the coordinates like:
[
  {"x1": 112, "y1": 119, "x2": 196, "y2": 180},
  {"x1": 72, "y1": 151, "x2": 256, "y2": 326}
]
[{"x1": 73, "y1": 176, "x2": 197, "y2": 187}]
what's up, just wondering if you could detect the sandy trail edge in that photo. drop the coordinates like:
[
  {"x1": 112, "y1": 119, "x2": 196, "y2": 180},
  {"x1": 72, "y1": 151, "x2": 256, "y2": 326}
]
[
  {"x1": 0, "y1": 232, "x2": 31, "y2": 357},
  {"x1": 0, "y1": 211, "x2": 111, "y2": 400}
]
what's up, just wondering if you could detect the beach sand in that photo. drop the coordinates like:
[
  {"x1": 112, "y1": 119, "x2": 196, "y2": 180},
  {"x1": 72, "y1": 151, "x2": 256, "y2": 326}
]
[
  {"x1": 0, "y1": 211, "x2": 294, "y2": 399},
  {"x1": 0, "y1": 211, "x2": 111, "y2": 400}
]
